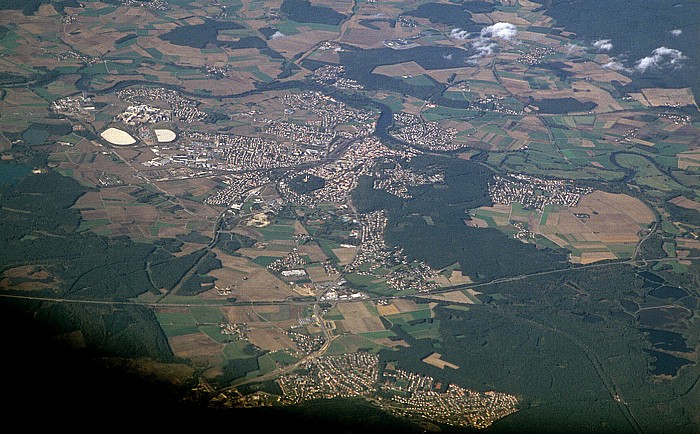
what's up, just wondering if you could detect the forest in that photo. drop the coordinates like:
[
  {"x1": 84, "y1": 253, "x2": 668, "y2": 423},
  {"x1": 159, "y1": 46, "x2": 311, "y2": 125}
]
[
  {"x1": 352, "y1": 155, "x2": 569, "y2": 281},
  {"x1": 0, "y1": 166, "x2": 222, "y2": 359},
  {"x1": 379, "y1": 264, "x2": 699, "y2": 433},
  {"x1": 403, "y1": 2, "x2": 494, "y2": 31},
  {"x1": 280, "y1": 0, "x2": 347, "y2": 26}
]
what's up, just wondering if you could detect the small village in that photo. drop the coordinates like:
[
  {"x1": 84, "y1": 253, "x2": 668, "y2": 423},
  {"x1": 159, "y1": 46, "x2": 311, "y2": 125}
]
[
  {"x1": 391, "y1": 112, "x2": 460, "y2": 151},
  {"x1": 488, "y1": 173, "x2": 593, "y2": 211},
  {"x1": 516, "y1": 46, "x2": 557, "y2": 65},
  {"x1": 311, "y1": 65, "x2": 364, "y2": 90}
]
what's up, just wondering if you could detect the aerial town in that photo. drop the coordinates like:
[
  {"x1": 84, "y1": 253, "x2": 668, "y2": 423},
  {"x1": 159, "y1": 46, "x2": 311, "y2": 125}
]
[
  {"x1": 285, "y1": 329, "x2": 327, "y2": 355},
  {"x1": 277, "y1": 136, "x2": 419, "y2": 206},
  {"x1": 488, "y1": 173, "x2": 593, "y2": 211},
  {"x1": 120, "y1": 0, "x2": 171, "y2": 11},
  {"x1": 204, "y1": 172, "x2": 272, "y2": 208},
  {"x1": 345, "y1": 210, "x2": 441, "y2": 292},
  {"x1": 391, "y1": 112, "x2": 460, "y2": 151},
  {"x1": 516, "y1": 46, "x2": 557, "y2": 65},
  {"x1": 276, "y1": 352, "x2": 520, "y2": 429},
  {"x1": 134, "y1": 89, "x2": 378, "y2": 177},
  {"x1": 51, "y1": 94, "x2": 98, "y2": 117},
  {"x1": 116, "y1": 87, "x2": 209, "y2": 124},
  {"x1": 311, "y1": 65, "x2": 364, "y2": 90},
  {"x1": 267, "y1": 247, "x2": 308, "y2": 275},
  {"x1": 371, "y1": 161, "x2": 445, "y2": 199}
]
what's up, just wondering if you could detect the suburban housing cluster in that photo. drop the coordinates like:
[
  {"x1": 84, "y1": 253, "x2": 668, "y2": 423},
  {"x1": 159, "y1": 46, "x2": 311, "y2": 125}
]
[
  {"x1": 116, "y1": 87, "x2": 208, "y2": 124},
  {"x1": 345, "y1": 210, "x2": 441, "y2": 292},
  {"x1": 488, "y1": 173, "x2": 593, "y2": 211},
  {"x1": 276, "y1": 352, "x2": 519, "y2": 429}
]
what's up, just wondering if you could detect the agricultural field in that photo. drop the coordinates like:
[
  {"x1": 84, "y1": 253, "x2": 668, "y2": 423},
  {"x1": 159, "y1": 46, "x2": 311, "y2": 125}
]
[{"x1": 471, "y1": 190, "x2": 656, "y2": 263}]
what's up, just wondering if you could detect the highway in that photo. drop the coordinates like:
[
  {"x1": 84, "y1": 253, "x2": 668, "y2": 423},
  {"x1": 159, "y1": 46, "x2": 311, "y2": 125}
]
[{"x1": 1, "y1": 255, "x2": 696, "y2": 309}]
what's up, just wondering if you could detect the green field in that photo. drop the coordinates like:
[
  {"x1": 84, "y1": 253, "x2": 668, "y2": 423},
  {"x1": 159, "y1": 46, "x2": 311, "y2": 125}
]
[
  {"x1": 78, "y1": 218, "x2": 111, "y2": 231},
  {"x1": 224, "y1": 340, "x2": 257, "y2": 360},
  {"x1": 159, "y1": 324, "x2": 199, "y2": 338},
  {"x1": 325, "y1": 334, "x2": 389, "y2": 355},
  {"x1": 189, "y1": 306, "x2": 224, "y2": 324},
  {"x1": 257, "y1": 224, "x2": 296, "y2": 241},
  {"x1": 614, "y1": 153, "x2": 688, "y2": 193}
]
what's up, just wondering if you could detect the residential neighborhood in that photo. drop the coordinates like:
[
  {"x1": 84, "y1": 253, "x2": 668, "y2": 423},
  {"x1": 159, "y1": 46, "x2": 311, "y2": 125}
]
[{"x1": 276, "y1": 353, "x2": 520, "y2": 429}]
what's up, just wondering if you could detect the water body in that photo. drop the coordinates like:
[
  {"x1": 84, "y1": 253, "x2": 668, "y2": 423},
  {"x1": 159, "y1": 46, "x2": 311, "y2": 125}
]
[
  {"x1": 637, "y1": 306, "x2": 690, "y2": 328},
  {"x1": 645, "y1": 349, "x2": 694, "y2": 376},
  {"x1": 649, "y1": 285, "x2": 688, "y2": 301},
  {"x1": 642, "y1": 328, "x2": 692, "y2": 353},
  {"x1": 638, "y1": 271, "x2": 665, "y2": 284}
]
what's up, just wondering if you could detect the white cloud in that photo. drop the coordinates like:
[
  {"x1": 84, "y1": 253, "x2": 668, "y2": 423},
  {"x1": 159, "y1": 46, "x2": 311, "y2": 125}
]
[
  {"x1": 467, "y1": 22, "x2": 517, "y2": 60},
  {"x1": 450, "y1": 28, "x2": 470, "y2": 40},
  {"x1": 593, "y1": 39, "x2": 613, "y2": 52},
  {"x1": 634, "y1": 47, "x2": 687, "y2": 72},
  {"x1": 671, "y1": 29, "x2": 683, "y2": 36},
  {"x1": 480, "y1": 22, "x2": 518, "y2": 41},
  {"x1": 470, "y1": 38, "x2": 497, "y2": 59},
  {"x1": 602, "y1": 60, "x2": 631, "y2": 73},
  {"x1": 270, "y1": 31, "x2": 286, "y2": 39}
]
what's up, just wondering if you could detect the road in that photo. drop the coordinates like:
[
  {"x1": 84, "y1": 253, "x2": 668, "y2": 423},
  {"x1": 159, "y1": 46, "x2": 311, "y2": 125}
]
[
  {"x1": 2, "y1": 252, "x2": 695, "y2": 423},
  {"x1": 158, "y1": 133, "x2": 360, "y2": 299},
  {"x1": 225, "y1": 303, "x2": 337, "y2": 390},
  {"x1": 2, "y1": 256, "x2": 697, "y2": 308},
  {"x1": 632, "y1": 220, "x2": 658, "y2": 262}
]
